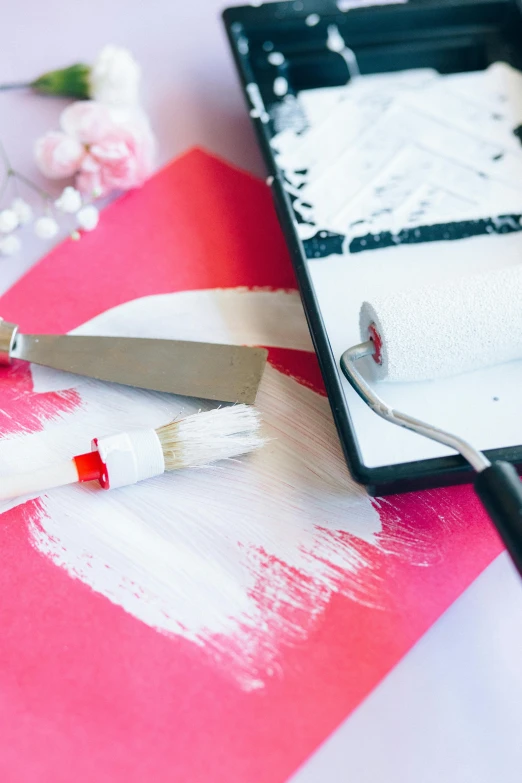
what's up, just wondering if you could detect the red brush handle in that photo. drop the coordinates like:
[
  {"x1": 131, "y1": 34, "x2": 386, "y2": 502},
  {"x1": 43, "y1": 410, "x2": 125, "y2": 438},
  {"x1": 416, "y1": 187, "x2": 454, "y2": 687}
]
[{"x1": 73, "y1": 451, "x2": 106, "y2": 484}]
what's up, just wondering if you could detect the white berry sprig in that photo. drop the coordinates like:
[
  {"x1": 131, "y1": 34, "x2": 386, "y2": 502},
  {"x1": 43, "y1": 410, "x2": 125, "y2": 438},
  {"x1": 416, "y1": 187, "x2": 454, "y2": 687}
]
[{"x1": 0, "y1": 143, "x2": 100, "y2": 257}]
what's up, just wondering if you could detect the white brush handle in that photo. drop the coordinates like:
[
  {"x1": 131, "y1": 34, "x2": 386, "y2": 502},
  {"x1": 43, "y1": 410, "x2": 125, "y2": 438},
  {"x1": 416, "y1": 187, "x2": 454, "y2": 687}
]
[
  {"x1": 0, "y1": 428, "x2": 165, "y2": 502},
  {"x1": 0, "y1": 460, "x2": 80, "y2": 502}
]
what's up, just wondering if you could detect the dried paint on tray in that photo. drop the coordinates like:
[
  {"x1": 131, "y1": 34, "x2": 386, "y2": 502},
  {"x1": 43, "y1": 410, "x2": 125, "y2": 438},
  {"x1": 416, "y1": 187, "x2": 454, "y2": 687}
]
[{"x1": 270, "y1": 62, "x2": 522, "y2": 257}]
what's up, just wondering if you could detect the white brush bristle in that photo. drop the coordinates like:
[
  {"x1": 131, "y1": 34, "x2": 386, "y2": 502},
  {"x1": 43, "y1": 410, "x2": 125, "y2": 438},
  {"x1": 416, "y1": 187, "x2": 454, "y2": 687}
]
[{"x1": 155, "y1": 405, "x2": 265, "y2": 470}]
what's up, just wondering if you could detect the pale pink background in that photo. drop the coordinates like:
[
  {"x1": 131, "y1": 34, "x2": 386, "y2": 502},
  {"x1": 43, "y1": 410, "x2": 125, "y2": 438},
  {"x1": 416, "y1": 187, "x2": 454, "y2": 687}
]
[{"x1": 1, "y1": 2, "x2": 522, "y2": 781}]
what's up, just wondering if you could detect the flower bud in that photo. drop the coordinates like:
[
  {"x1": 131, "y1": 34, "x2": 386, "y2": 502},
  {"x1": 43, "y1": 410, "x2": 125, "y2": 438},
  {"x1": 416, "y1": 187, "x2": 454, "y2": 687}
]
[{"x1": 34, "y1": 216, "x2": 59, "y2": 239}]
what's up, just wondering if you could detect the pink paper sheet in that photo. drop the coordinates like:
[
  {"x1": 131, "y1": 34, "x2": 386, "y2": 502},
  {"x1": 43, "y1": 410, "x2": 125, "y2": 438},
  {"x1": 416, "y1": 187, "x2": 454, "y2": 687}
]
[{"x1": 0, "y1": 148, "x2": 504, "y2": 782}]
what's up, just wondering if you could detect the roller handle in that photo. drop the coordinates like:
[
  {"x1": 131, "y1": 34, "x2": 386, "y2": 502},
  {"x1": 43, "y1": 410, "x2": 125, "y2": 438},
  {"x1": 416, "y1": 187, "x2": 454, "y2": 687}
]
[{"x1": 474, "y1": 462, "x2": 522, "y2": 577}]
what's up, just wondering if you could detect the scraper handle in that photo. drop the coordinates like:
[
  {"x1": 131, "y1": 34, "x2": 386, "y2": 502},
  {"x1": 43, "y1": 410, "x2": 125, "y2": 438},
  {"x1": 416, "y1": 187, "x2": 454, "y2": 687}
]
[{"x1": 474, "y1": 462, "x2": 522, "y2": 577}]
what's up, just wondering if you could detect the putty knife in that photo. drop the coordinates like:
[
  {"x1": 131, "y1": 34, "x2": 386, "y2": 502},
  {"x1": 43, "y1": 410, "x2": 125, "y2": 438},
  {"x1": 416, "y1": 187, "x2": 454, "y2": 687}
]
[{"x1": 0, "y1": 318, "x2": 267, "y2": 404}]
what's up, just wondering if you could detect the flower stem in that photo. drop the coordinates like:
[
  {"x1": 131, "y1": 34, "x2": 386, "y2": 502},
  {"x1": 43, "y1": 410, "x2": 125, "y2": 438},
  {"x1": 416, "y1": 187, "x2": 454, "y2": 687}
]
[
  {"x1": 0, "y1": 174, "x2": 11, "y2": 204},
  {"x1": 0, "y1": 141, "x2": 52, "y2": 208},
  {"x1": 11, "y1": 170, "x2": 52, "y2": 201},
  {"x1": 0, "y1": 141, "x2": 13, "y2": 202},
  {"x1": 0, "y1": 140, "x2": 11, "y2": 174},
  {"x1": 0, "y1": 82, "x2": 30, "y2": 91}
]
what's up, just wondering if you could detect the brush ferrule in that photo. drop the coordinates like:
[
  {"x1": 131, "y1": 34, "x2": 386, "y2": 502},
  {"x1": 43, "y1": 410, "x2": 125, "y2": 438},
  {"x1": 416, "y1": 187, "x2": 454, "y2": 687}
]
[
  {"x1": 93, "y1": 429, "x2": 165, "y2": 490},
  {"x1": 0, "y1": 319, "x2": 18, "y2": 365}
]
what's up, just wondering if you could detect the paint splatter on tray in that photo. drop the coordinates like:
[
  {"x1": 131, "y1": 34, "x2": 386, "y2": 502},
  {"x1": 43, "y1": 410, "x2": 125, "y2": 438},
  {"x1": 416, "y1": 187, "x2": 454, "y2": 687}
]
[{"x1": 270, "y1": 62, "x2": 522, "y2": 257}]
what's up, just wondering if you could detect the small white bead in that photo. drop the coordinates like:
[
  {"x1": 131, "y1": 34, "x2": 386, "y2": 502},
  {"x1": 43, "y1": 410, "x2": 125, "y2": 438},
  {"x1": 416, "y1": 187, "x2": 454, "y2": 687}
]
[
  {"x1": 34, "y1": 216, "x2": 59, "y2": 239},
  {"x1": 71, "y1": 229, "x2": 81, "y2": 241},
  {"x1": 77, "y1": 205, "x2": 99, "y2": 231},
  {"x1": 11, "y1": 198, "x2": 33, "y2": 225},
  {"x1": 55, "y1": 186, "x2": 82, "y2": 214},
  {"x1": 0, "y1": 209, "x2": 19, "y2": 233},
  {"x1": 0, "y1": 234, "x2": 21, "y2": 256}
]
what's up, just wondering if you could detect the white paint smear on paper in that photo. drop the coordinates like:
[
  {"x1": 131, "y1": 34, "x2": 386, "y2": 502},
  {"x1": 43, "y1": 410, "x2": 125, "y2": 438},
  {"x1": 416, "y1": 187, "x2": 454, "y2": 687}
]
[{"x1": 0, "y1": 288, "x2": 383, "y2": 688}]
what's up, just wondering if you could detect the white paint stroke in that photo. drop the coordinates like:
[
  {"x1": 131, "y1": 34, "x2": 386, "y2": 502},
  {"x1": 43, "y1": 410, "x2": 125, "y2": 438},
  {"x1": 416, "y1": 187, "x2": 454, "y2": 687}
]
[
  {"x1": 0, "y1": 288, "x2": 381, "y2": 688},
  {"x1": 246, "y1": 82, "x2": 269, "y2": 123},
  {"x1": 337, "y1": 0, "x2": 408, "y2": 10}
]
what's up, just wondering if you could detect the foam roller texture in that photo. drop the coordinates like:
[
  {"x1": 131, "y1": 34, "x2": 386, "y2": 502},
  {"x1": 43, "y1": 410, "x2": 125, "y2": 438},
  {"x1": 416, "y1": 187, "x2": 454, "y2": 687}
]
[{"x1": 359, "y1": 264, "x2": 522, "y2": 382}]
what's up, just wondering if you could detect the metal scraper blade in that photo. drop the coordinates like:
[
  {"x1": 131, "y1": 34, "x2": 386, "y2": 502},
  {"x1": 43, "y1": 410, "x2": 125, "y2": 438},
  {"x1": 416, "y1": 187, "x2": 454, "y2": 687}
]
[{"x1": 12, "y1": 334, "x2": 268, "y2": 404}]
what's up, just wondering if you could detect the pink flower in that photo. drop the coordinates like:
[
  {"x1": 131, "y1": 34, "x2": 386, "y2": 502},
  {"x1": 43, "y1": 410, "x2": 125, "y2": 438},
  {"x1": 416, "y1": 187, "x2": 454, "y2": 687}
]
[
  {"x1": 76, "y1": 121, "x2": 154, "y2": 197},
  {"x1": 60, "y1": 101, "x2": 114, "y2": 143},
  {"x1": 34, "y1": 100, "x2": 155, "y2": 196},
  {"x1": 34, "y1": 131, "x2": 85, "y2": 179}
]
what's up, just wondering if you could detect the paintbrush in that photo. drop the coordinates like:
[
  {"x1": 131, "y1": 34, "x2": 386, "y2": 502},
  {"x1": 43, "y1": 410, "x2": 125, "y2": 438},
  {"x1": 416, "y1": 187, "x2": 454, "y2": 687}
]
[
  {"x1": 0, "y1": 318, "x2": 267, "y2": 404},
  {"x1": 0, "y1": 405, "x2": 264, "y2": 502}
]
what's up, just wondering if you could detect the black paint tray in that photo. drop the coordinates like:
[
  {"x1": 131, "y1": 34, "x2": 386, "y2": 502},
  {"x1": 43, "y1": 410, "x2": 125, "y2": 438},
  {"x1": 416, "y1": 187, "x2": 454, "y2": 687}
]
[{"x1": 223, "y1": 0, "x2": 522, "y2": 496}]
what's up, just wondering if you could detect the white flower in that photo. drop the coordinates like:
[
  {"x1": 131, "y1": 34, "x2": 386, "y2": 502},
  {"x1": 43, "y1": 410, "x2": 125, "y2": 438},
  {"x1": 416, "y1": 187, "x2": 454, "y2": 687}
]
[
  {"x1": 11, "y1": 198, "x2": 33, "y2": 225},
  {"x1": 0, "y1": 234, "x2": 21, "y2": 256},
  {"x1": 77, "y1": 205, "x2": 99, "y2": 231},
  {"x1": 34, "y1": 216, "x2": 59, "y2": 239},
  {"x1": 0, "y1": 209, "x2": 19, "y2": 233},
  {"x1": 55, "y1": 186, "x2": 82, "y2": 214},
  {"x1": 89, "y1": 45, "x2": 141, "y2": 106}
]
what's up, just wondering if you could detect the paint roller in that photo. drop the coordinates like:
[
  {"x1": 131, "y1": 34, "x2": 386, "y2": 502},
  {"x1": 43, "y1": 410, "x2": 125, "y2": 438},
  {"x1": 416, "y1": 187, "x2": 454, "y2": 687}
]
[{"x1": 340, "y1": 264, "x2": 522, "y2": 576}]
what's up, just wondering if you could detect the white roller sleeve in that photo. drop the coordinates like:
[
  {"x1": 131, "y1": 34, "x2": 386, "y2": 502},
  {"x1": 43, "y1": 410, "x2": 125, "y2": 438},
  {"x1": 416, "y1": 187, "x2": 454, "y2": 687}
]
[
  {"x1": 94, "y1": 429, "x2": 165, "y2": 489},
  {"x1": 359, "y1": 264, "x2": 522, "y2": 383}
]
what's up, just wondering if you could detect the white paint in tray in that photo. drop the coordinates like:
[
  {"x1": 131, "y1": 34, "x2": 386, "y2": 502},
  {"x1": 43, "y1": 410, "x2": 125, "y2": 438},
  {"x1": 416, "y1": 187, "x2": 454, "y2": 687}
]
[{"x1": 270, "y1": 62, "x2": 522, "y2": 469}]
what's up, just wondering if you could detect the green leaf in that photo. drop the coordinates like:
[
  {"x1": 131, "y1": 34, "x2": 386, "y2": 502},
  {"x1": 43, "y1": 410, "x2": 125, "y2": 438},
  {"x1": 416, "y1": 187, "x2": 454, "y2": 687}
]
[{"x1": 31, "y1": 63, "x2": 91, "y2": 99}]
